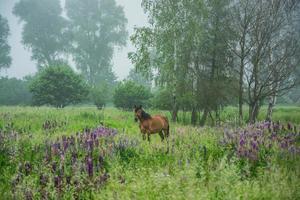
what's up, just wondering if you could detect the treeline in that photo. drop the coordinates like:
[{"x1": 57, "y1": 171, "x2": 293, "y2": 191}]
[
  {"x1": 0, "y1": 0, "x2": 299, "y2": 126},
  {"x1": 129, "y1": 0, "x2": 300, "y2": 125},
  {"x1": 0, "y1": 0, "x2": 127, "y2": 106}
]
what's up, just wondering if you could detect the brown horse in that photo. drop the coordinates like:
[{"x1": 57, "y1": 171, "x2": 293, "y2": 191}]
[{"x1": 134, "y1": 105, "x2": 169, "y2": 143}]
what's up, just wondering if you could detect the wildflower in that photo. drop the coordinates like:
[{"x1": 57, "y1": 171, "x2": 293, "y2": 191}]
[
  {"x1": 54, "y1": 175, "x2": 62, "y2": 189},
  {"x1": 66, "y1": 176, "x2": 71, "y2": 185},
  {"x1": 239, "y1": 137, "x2": 246, "y2": 146},
  {"x1": 24, "y1": 161, "x2": 31, "y2": 176},
  {"x1": 52, "y1": 162, "x2": 57, "y2": 173},
  {"x1": 86, "y1": 156, "x2": 93, "y2": 177},
  {"x1": 39, "y1": 174, "x2": 48, "y2": 187}
]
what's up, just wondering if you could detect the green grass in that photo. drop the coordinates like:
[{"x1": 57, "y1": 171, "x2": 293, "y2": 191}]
[{"x1": 0, "y1": 106, "x2": 299, "y2": 199}]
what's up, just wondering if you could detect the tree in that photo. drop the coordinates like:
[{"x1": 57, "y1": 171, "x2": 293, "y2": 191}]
[
  {"x1": 0, "y1": 77, "x2": 32, "y2": 105},
  {"x1": 90, "y1": 82, "x2": 111, "y2": 109},
  {"x1": 30, "y1": 65, "x2": 89, "y2": 108},
  {"x1": 130, "y1": 0, "x2": 235, "y2": 125},
  {"x1": 0, "y1": 15, "x2": 11, "y2": 71},
  {"x1": 130, "y1": 0, "x2": 203, "y2": 122},
  {"x1": 229, "y1": 0, "x2": 256, "y2": 124},
  {"x1": 113, "y1": 81, "x2": 152, "y2": 110},
  {"x1": 65, "y1": 0, "x2": 128, "y2": 86},
  {"x1": 13, "y1": 0, "x2": 68, "y2": 69},
  {"x1": 243, "y1": 0, "x2": 300, "y2": 122},
  {"x1": 151, "y1": 88, "x2": 173, "y2": 111},
  {"x1": 127, "y1": 68, "x2": 152, "y2": 88}
]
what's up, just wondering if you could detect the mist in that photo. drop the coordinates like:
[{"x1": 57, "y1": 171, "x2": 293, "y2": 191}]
[{"x1": 0, "y1": 0, "x2": 148, "y2": 80}]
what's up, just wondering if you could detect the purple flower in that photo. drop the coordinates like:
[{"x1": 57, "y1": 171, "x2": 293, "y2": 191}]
[
  {"x1": 39, "y1": 174, "x2": 48, "y2": 187},
  {"x1": 98, "y1": 155, "x2": 104, "y2": 169},
  {"x1": 86, "y1": 139, "x2": 94, "y2": 152},
  {"x1": 24, "y1": 162, "x2": 31, "y2": 176},
  {"x1": 54, "y1": 175, "x2": 62, "y2": 189},
  {"x1": 25, "y1": 190, "x2": 33, "y2": 200},
  {"x1": 66, "y1": 176, "x2": 71, "y2": 185},
  {"x1": 287, "y1": 122, "x2": 293, "y2": 131},
  {"x1": 86, "y1": 156, "x2": 93, "y2": 177},
  {"x1": 251, "y1": 140, "x2": 259, "y2": 151},
  {"x1": 51, "y1": 162, "x2": 57, "y2": 173},
  {"x1": 71, "y1": 151, "x2": 77, "y2": 165},
  {"x1": 239, "y1": 137, "x2": 246, "y2": 146}
]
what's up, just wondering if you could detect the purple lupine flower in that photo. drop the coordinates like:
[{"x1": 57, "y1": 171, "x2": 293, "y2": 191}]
[
  {"x1": 54, "y1": 175, "x2": 62, "y2": 189},
  {"x1": 98, "y1": 155, "x2": 104, "y2": 169},
  {"x1": 66, "y1": 176, "x2": 71, "y2": 185},
  {"x1": 63, "y1": 140, "x2": 68, "y2": 152},
  {"x1": 60, "y1": 153, "x2": 65, "y2": 163},
  {"x1": 98, "y1": 172, "x2": 110, "y2": 185},
  {"x1": 39, "y1": 174, "x2": 48, "y2": 187},
  {"x1": 287, "y1": 122, "x2": 293, "y2": 131},
  {"x1": 95, "y1": 139, "x2": 99, "y2": 147},
  {"x1": 25, "y1": 190, "x2": 33, "y2": 200},
  {"x1": 52, "y1": 162, "x2": 57, "y2": 173},
  {"x1": 12, "y1": 173, "x2": 22, "y2": 190},
  {"x1": 86, "y1": 156, "x2": 93, "y2": 177},
  {"x1": 239, "y1": 137, "x2": 246, "y2": 146},
  {"x1": 86, "y1": 139, "x2": 94, "y2": 152},
  {"x1": 280, "y1": 141, "x2": 288, "y2": 149},
  {"x1": 71, "y1": 151, "x2": 77, "y2": 165},
  {"x1": 24, "y1": 162, "x2": 31, "y2": 176},
  {"x1": 251, "y1": 140, "x2": 259, "y2": 151}
]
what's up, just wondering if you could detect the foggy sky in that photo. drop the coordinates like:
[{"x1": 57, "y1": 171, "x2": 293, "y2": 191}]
[{"x1": 0, "y1": 0, "x2": 148, "y2": 80}]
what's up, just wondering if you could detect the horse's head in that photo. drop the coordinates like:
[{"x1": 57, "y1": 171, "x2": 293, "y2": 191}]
[{"x1": 134, "y1": 105, "x2": 143, "y2": 122}]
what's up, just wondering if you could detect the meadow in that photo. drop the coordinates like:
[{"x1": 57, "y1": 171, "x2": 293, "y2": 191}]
[{"x1": 0, "y1": 106, "x2": 299, "y2": 200}]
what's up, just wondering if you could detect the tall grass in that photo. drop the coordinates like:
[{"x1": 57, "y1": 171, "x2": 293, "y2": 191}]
[{"x1": 0, "y1": 106, "x2": 299, "y2": 199}]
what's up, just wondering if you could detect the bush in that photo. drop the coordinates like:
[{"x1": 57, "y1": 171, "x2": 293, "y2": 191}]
[
  {"x1": 30, "y1": 65, "x2": 89, "y2": 108},
  {"x1": 0, "y1": 77, "x2": 32, "y2": 105},
  {"x1": 91, "y1": 83, "x2": 111, "y2": 109},
  {"x1": 113, "y1": 81, "x2": 152, "y2": 110},
  {"x1": 151, "y1": 88, "x2": 173, "y2": 110}
]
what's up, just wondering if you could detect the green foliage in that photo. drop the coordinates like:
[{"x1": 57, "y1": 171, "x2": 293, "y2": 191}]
[
  {"x1": 113, "y1": 81, "x2": 152, "y2": 110},
  {"x1": 13, "y1": 0, "x2": 67, "y2": 68},
  {"x1": 91, "y1": 82, "x2": 111, "y2": 109},
  {"x1": 29, "y1": 65, "x2": 88, "y2": 108},
  {"x1": 65, "y1": 0, "x2": 128, "y2": 86},
  {"x1": 0, "y1": 77, "x2": 32, "y2": 105},
  {"x1": 151, "y1": 88, "x2": 173, "y2": 110},
  {"x1": 127, "y1": 68, "x2": 152, "y2": 89},
  {"x1": 0, "y1": 107, "x2": 299, "y2": 199},
  {"x1": 0, "y1": 15, "x2": 11, "y2": 70},
  {"x1": 130, "y1": 0, "x2": 236, "y2": 124}
]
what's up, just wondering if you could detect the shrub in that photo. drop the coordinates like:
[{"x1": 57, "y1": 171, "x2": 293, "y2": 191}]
[
  {"x1": 113, "y1": 81, "x2": 152, "y2": 110},
  {"x1": 0, "y1": 77, "x2": 32, "y2": 105},
  {"x1": 30, "y1": 65, "x2": 89, "y2": 108},
  {"x1": 91, "y1": 83, "x2": 111, "y2": 109}
]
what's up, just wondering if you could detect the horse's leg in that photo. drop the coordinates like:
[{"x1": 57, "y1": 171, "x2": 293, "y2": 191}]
[
  {"x1": 164, "y1": 126, "x2": 170, "y2": 153},
  {"x1": 147, "y1": 132, "x2": 151, "y2": 143},
  {"x1": 159, "y1": 131, "x2": 165, "y2": 142},
  {"x1": 164, "y1": 126, "x2": 170, "y2": 138},
  {"x1": 142, "y1": 133, "x2": 146, "y2": 140}
]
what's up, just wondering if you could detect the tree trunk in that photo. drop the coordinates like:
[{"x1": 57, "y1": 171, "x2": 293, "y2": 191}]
[
  {"x1": 238, "y1": 57, "x2": 244, "y2": 124},
  {"x1": 249, "y1": 101, "x2": 260, "y2": 124},
  {"x1": 191, "y1": 108, "x2": 197, "y2": 126},
  {"x1": 171, "y1": 107, "x2": 178, "y2": 122},
  {"x1": 215, "y1": 109, "x2": 220, "y2": 126},
  {"x1": 200, "y1": 108, "x2": 209, "y2": 127},
  {"x1": 266, "y1": 95, "x2": 277, "y2": 122}
]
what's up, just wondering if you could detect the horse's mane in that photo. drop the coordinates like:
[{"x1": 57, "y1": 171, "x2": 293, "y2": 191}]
[{"x1": 141, "y1": 110, "x2": 152, "y2": 120}]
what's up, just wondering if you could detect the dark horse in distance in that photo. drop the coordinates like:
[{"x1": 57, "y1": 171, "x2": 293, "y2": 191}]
[{"x1": 134, "y1": 105, "x2": 170, "y2": 142}]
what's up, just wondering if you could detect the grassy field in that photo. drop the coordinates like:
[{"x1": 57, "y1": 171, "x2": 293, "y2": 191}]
[{"x1": 0, "y1": 106, "x2": 299, "y2": 199}]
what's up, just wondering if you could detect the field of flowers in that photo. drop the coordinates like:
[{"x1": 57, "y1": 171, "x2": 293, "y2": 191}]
[{"x1": 0, "y1": 106, "x2": 299, "y2": 199}]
